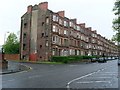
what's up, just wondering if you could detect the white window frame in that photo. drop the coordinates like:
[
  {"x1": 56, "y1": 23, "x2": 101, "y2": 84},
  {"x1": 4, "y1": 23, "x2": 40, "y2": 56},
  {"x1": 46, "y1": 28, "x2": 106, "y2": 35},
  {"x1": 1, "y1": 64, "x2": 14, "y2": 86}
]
[
  {"x1": 53, "y1": 15, "x2": 56, "y2": 21},
  {"x1": 52, "y1": 25, "x2": 56, "y2": 32}
]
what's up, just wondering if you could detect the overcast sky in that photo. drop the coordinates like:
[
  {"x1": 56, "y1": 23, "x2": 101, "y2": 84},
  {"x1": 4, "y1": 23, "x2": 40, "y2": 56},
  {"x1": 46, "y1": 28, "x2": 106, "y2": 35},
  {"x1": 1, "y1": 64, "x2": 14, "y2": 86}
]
[{"x1": 0, "y1": 0, "x2": 115, "y2": 45}]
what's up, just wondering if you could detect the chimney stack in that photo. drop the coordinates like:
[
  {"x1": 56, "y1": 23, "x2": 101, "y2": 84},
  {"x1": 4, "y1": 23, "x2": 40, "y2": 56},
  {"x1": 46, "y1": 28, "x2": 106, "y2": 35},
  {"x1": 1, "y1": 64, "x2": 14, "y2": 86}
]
[
  {"x1": 79, "y1": 23, "x2": 85, "y2": 27},
  {"x1": 57, "y1": 11, "x2": 65, "y2": 17},
  {"x1": 93, "y1": 30, "x2": 97, "y2": 33},
  {"x1": 39, "y1": 2, "x2": 48, "y2": 10},
  {"x1": 87, "y1": 27, "x2": 92, "y2": 31},
  {"x1": 27, "y1": 5, "x2": 32, "y2": 13},
  {"x1": 70, "y1": 19, "x2": 77, "y2": 24}
]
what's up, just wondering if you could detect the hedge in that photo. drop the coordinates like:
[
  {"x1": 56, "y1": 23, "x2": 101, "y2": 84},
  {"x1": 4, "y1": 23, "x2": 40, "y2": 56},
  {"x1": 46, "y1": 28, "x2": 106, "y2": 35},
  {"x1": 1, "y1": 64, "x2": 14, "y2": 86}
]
[{"x1": 51, "y1": 55, "x2": 98, "y2": 63}]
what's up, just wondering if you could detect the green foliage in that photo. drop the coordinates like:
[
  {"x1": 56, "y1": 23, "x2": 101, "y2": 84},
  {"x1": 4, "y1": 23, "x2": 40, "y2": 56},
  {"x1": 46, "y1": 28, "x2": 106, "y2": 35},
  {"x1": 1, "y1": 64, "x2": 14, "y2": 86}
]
[
  {"x1": 51, "y1": 55, "x2": 98, "y2": 63},
  {"x1": 3, "y1": 33, "x2": 20, "y2": 54},
  {"x1": 112, "y1": 0, "x2": 120, "y2": 42}
]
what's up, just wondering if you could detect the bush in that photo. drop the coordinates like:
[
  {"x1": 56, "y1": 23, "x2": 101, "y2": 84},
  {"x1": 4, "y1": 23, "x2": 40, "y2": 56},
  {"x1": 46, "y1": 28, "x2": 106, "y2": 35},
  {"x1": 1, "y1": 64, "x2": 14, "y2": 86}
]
[
  {"x1": 51, "y1": 55, "x2": 100, "y2": 63},
  {"x1": 51, "y1": 56, "x2": 82, "y2": 63},
  {"x1": 51, "y1": 56, "x2": 68, "y2": 63}
]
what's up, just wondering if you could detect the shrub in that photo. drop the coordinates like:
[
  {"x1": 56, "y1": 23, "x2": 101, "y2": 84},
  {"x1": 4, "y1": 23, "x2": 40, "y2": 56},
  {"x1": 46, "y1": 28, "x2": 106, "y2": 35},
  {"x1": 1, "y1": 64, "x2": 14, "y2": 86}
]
[
  {"x1": 51, "y1": 56, "x2": 68, "y2": 62},
  {"x1": 51, "y1": 55, "x2": 100, "y2": 63}
]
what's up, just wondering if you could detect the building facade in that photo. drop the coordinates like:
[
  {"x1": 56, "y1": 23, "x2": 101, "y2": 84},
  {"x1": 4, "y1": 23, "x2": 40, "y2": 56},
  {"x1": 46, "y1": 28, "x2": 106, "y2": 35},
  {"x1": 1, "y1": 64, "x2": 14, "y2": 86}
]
[{"x1": 20, "y1": 2, "x2": 118, "y2": 61}]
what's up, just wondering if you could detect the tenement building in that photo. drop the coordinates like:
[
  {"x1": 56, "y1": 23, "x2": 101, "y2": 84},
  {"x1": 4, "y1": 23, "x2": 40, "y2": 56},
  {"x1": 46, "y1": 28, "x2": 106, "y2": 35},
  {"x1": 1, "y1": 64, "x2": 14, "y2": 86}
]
[{"x1": 20, "y1": 2, "x2": 118, "y2": 61}]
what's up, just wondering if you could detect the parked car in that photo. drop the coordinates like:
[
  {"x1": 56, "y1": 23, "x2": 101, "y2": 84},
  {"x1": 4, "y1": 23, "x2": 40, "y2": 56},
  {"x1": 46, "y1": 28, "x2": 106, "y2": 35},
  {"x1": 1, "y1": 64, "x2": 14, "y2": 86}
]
[
  {"x1": 91, "y1": 58, "x2": 97, "y2": 62},
  {"x1": 97, "y1": 57, "x2": 107, "y2": 63},
  {"x1": 118, "y1": 59, "x2": 120, "y2": 65}
]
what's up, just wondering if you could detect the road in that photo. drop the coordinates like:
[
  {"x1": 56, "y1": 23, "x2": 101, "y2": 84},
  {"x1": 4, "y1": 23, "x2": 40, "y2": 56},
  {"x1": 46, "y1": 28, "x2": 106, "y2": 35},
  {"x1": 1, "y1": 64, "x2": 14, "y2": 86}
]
[{"x1": 2, "y1": 60, "x2": 118, "y2": 89}]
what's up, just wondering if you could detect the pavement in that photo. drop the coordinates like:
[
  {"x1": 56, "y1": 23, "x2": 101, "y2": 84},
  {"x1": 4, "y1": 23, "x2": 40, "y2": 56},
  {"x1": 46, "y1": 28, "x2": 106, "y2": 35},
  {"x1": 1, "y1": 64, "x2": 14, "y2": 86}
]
[
  {"x1": 0, "y1": 61, "x2": 30, "y2": 75},
  {"x1": 118, "y1": 64, "x2": 120, "y2": 89}
]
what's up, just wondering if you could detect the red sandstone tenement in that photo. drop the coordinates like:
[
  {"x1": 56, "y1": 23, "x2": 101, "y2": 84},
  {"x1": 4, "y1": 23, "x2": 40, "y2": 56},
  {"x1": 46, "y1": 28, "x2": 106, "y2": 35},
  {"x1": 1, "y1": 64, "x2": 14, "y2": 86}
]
[{"x1": 20, "y1": 2, "x2": 118, "y2": 61}]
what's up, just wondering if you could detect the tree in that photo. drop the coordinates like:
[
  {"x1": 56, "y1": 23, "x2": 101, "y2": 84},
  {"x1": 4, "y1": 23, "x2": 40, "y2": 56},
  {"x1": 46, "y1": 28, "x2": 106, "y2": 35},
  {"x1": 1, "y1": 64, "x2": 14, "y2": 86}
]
[
  {"x1": 112, "y1": 0, "x2": 120, "y2": 58},
  {"x1": 112, "y1": 0, "x2": 120, "y2": 42},
  {"x1": 3, "y1": 33, "x2": 20, "y2": 54}
]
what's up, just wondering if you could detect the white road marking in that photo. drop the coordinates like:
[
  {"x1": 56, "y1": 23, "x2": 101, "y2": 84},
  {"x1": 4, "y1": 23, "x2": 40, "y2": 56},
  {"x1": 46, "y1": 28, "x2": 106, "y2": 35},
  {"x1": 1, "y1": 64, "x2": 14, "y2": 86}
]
[
  {"x1": 97, "y1": 74, "x2": 117, "y2": 76},
  {"x1": 67, "y1": 68, "x2": 105, "y2": 89},
  {"x1": 69, "y1": 65, "x2": 77, "y2": 67},
  {"x1": 7, "y1": 79, "x2": 15, "y2": 82},
  {"x1": 89, "y1": 77, "x2": 112, "y2": 79},
  {"x1": 76, "y1": 81, "x2": 111, "y2": 84},
  {"x1": 102, "y1": 72, "x2": 117, "y2": 74},
  {"x1": 28, "y1": 75, "x2": 41, "y2": 79}
]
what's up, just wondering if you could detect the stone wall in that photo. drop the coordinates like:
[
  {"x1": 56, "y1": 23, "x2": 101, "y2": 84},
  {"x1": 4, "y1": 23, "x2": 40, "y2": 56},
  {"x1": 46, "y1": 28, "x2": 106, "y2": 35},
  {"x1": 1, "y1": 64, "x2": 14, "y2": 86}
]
[{"x1": 4, "y1": 54, "x2": 20, "y2": 60}]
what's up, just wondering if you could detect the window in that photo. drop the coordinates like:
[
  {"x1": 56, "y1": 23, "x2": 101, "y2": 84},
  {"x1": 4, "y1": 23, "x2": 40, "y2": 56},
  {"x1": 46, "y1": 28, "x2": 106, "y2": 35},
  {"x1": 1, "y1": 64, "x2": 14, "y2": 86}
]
[
  {"x1": 46, "y1": 41, "x2": 48, "y2": 46},
  {"x1": 77, "y1": 50, "x2": 80, "y2": 55},
  {"x1": 46, "y1": 17, "x2": 49, "y2": 24},
  {"x1": 23, "y1": 33, "x2": 27, "y2": 38},
  {"x1": 52, "y1": 25, "x2": 56, "y2": 32},
  {"x1": 86, "y1": 44, "x2": 89, "y2": 49},
  {"x1": 77, "y1": 26, "x2": 80, "y2": 31},
  {"x1": 53, "y1": 15, "x2": 58, "y2": 22},
  {"x1": 45, "y1": 30, "x2": 48, "y2": 37},
  {"x1": 24, "y1": 23, "x2": 27, "y2": 28},
  {"x1": 53, "y1": 15, "x2": 56, "y2": 21},
  {"x1": 52, "y1": 36, "x2": 56, "y2": 42},
  {"x1": 59, "y1": 38, "x2": 62, "y2": 45},
  {"x1": 42, "y1": 22, "x2": 44, "y2": 26},
  {"x1": 23, "y1": 44, "x2": 26, "y2": 50},
  {"x1": 52, "y1": 48, "x2": 55, "y2": 55},
  {"x1": 56, "y1": 16, "x2": 59, "y2": 22},
  {"x1": 70, "y1": 31, "x2": 73, "y2": 36},
  {"x1": 74, "y1": 25, "x2": 77, "y2": 30},
  {"x1": 69, "y1": 22, "x2": 72, "y2": 27},
  {"x1": 64, "y1": 39, "x2": 68, "y2": 46},
  {"x1": 60, "y1": 38, "x2": 63, "y2": 45},
  {"x1": 58, "y1": 29, "x2": 61, "y2": 34},
  {"x1": 22, "y1": 55, "x2": 26, "y2": 60},
  {"x1": 40, "y1": 56, "x2": 42, "y2": 58},
  {"x1": 69, "y1": 49, "x2": 72, "y2": 55},
  {"x1": 52, "y1": 25, "x2": 58, "y2": 32},
  {"x1": 63, "y1": 49, "x2": 68, "y2": 56},
  {"x1": 64, "y1": 21, "x2": 68, "y2": 26},
  {"x1": 40, "y1": 45, "x2": 42, "y2": 48},
  {"x1": 72, "y1": 49, "x2": 75, "y2": 55},
  {"x1": 41, "y1": 33, "x2": 44, "y2": 37},
  {"x1": 59, "y1": 18, "x2": 62, "y2": 25},
  {"x1": 89, "y1": 44, "x2": 92, "y2": 48},
  {"x1": 86, "y1": 37, "x2": 89, "y2": 42},
  {"x1": 64, "y1": 30, "x2": 67, "y2": 35}
]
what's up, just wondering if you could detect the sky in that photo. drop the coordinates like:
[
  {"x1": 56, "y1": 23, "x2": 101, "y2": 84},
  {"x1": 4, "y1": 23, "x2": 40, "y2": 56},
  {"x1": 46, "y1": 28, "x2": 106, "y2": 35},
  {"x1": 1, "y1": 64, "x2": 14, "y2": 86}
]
[{"x1": 0, "y1": 0, "x2": 116, "y2": 45}]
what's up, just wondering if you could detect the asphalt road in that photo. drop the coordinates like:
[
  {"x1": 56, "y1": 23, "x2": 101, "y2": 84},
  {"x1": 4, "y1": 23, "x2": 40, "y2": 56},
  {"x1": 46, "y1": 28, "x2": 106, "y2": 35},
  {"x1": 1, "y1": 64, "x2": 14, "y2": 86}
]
[{"x1": 2, "y1": 60, "x2": 118, "y2": 89}]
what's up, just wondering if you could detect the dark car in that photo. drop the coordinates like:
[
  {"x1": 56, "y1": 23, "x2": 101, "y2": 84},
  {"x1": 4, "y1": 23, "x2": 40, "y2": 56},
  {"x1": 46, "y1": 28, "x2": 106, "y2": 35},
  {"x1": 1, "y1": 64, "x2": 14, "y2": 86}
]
[
  {"x1": 118, "y1": 59, "x2": 120, "y2": 65},
  {"x1": 97, "y1": 57, "x2": 107, "y2": 63}
]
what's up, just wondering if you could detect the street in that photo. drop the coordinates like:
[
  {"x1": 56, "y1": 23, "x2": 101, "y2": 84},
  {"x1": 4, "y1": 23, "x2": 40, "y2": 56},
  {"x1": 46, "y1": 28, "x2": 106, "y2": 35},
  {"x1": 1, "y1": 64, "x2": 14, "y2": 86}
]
[{"x1": 2, "y1": 60, "x2": 118, "y2": 89}]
